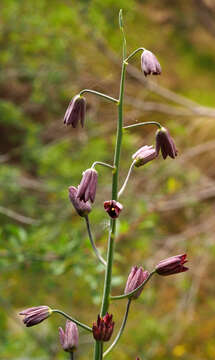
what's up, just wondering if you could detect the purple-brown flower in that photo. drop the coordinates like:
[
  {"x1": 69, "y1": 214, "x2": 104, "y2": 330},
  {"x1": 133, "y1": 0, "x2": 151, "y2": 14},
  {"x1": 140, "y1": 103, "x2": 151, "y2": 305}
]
[
  {"x1": 155, "y1": 254, "x2": 188, "y2": 276},
  {"x1": 124, "y1": 266, "x2": 150, "y2": 299},
  {"x1": 59, "y1": 321, "x2": 79, "y2": 352},
  {"x1": 68, "y1": 186, "x2": 91, "y2": 217},
  {"x1": 156, "y1": 127, "x2": 178, "y2": 159},
  {"x1": 92, "y1": 313, "x2": 114, "y2": 342},
  {"x1": 19, "y1": 306, "x2": 52, "y2": 327},
  {"x1": 77, "y1": 168, "x2": 98, "y2": 203},
  {"x1": 141, "y1": 50, "x2": 161, "y2": 77},
  {"x1": 104, "y1": 200, "x2": 123, "y2": 219},
  {"x1": 132, "y1": 145, "x2": 157, "y2": 167},
  {"x1": 64, "y1": 95, "x2": 86, "y2": 128}
]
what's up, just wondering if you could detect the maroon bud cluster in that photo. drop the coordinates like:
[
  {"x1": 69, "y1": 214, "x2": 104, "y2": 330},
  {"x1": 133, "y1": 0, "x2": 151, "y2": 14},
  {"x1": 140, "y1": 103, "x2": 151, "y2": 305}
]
[
  {"x1": 155, "y1": 254, "x2": 188, "y2": 276},
  {"x1": 77, "y1": 168, "x2": 98, "y2": 203},
  {"x1": 104, "y1": 200, "x2": 123, "y2": 219},
  {"x1": 92, "y1": 313, "x2": 114, "y2": 341},
  {"x1": 124, "y1": 266, "x2": 150, "y2": 299},
  {"x1": 156, "y1": 127, "x2": 178, "y2": 159},
  {"x1": 132, "y1": 145, "x2": 157, "y2": 167},
  {"x1": 141, "y1": 50, "x2": 161, "y2": 77},
  {"x1": 59, "y1": 321, "x2": 79, "y2": 352},
  {"x1": 64, "y1": 95, "x2": 86, "y2": 128},
  {"x1": 19, "y1": 306, "x2": 52, "y2": 327},
  {"x1": 68, "y1": 186, "x2": 91, "y2": 217}
]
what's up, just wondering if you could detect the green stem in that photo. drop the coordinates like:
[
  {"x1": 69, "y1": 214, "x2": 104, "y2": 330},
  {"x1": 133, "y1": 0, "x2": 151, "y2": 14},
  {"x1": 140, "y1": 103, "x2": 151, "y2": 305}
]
[
  {"x1": 110, "y1": 271, "x2": 156, "y2": 300},
  {"x1": 100, "y1": 60, "x2": 127, "y2": 317},
  {"x1": 85, "y1": 216, "x2": 107, "y2": 267},
  {"x1": 125, "y1": 47, "x2": 145, "y2": 63},
  {"x1": 70, "y1": 352, "x2": 74, "y2": 360},
  {"x1": 94, "y1": 342, "x2": 101, "y2": 360},
  {"x1": 79, "y1": 89, "x2": 118, "y2": 104},
  {"x1": 52, "y1": 309, "x2": 92, "y2": 332},
  {"x1": 91, "y1": 161, "x2": 115, "y2": 170},
  {"x1": 94, "y1": 341, "x2": 103, "y2": 360},
  {"x1": 100, "y1": 342, "x2": 103, "y2": 360},
  {"x1": 123, "y1": 121, "x2": 162, "y2": 130},
  {"x1": 94, "y1": 11, "x2": 127, "y2": 360},
  {"x1": 103, "y1": 299, "x2": 131, "y2": 358}
]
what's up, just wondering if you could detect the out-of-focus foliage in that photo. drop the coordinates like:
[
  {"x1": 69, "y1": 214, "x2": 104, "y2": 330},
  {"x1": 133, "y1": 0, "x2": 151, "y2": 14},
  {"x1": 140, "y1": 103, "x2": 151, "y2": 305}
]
[{"x1": 0, "y1": 0, "x2": 215, "y2": 359}]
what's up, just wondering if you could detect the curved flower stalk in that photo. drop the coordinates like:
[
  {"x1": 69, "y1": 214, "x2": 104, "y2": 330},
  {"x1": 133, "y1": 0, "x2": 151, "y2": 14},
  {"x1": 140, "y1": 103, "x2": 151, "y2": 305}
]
[{"x1": 19, "y1": 9, "x2": 188, "y2": 360}]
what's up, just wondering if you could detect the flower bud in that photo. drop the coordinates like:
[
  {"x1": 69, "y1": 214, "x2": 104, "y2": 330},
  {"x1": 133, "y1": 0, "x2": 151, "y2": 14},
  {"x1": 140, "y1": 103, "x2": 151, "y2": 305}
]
[
  {"x1": 141, "y1": 50, "x2": 161, "y2": 77},
  {"x1": 77, "y1": 168, "x2": 98, "y2": 203},
  {"x1": 64, "y1": 95, "x2": 86, "y2": 128},
  {"x1": 156, "y1": 127, "x2": 178, "y2": 159},
  {"x1": 124, "y1": 266, "x2": 150, "y2": 299},
  {"x1": 59, "y1": 321, "x2": 79, "y2": 353},
  {"x1": 104, "y1": 200, "x2": 123, "y2": 219},
  {"x1": 92, "y1": 313, "x2": 114, "y2": 342},
  {"x1": 68, "y1": 186, "x2": 91, "y2": 217},
  {"x1": 132, "y1": 145, "x2": 157, "y2": 167},
  {"x1": 155, "y1": 254, "x2": 188, "y2": 276},
  {"x1": 19, "y1": 306, "x2": 52, "y2": 327}
]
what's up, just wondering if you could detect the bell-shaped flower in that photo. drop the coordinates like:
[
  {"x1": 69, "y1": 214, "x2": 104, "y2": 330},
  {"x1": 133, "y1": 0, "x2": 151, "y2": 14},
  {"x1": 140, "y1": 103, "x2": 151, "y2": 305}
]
[
  {"x1": 141, "y1": 50, "x2": 161, "y2": 77},
  {"x1": 64, "y1": 95, "x2": 86, "y2": 128},
  {"x1": 59, "y1": 321, "x2": 79, "y2": 353},
  {"x1": 77, "y1": 168, "x2": 98, "y2": 203}
]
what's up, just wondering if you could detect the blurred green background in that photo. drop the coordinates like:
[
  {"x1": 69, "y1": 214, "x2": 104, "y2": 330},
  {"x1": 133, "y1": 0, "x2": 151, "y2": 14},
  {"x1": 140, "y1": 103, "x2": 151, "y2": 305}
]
[{"x1": 1, "y1": 0, "x2": 215, "y2": 359}]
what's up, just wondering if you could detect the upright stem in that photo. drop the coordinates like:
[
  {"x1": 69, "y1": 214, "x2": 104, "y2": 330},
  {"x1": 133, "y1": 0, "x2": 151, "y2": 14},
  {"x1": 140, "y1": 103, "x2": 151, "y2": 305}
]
[
  {"x1": 94, "y1": 341, "x2": 102, "y2": 360},
  {"x1": 94, "y1": 11, "x2": 127, "y2": 360},
  {"x1": 100, "y1": 60, "x2": 127, "y2": 317}
]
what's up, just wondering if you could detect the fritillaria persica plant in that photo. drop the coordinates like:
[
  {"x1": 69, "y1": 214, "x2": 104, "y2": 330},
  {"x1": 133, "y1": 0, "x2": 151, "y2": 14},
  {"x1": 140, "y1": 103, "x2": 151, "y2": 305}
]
[{"x1": 19, "y1": 10, "x2": 188, "y2": 360}]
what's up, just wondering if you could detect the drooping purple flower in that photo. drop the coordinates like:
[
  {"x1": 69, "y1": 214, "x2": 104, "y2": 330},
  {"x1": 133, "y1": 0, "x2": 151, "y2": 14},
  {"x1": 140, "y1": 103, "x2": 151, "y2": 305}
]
[
  {"x1": 156, "y1": 127, "x2": 178, "y2": 159},
  {"x1": 104, "y1": 200, "x2": 123, "y2": 219},
  {"x1": 132, "y1": 145, "x2": 157, "y2": 167},
  {"x1": 77, "y1": 168, "x2": 98, "y2": 203},
  {"x1": 59, "y1": 321, "x2": 79, "y2": 352},
  {"x1": 155, "y1": 254, "x2": 188, "y2": 276},
  {"x1": 64, "y1": 95, "x2": 86, "y2": 128},
  {"x1": 92, "y1": 313, "x2": 114, "y2": 342},
  {"x1": 141, "y1": 50, "x2": 161, "y2": 77},
  {"x1": 124, "y1": 266, "x2": 150, "y2": 299},
  {"x1": 68, "y1": 186, "x2": 91, "y2": 217},
  {"x1": 19, "y1": 306, "x2": 52, "y2": 327}
]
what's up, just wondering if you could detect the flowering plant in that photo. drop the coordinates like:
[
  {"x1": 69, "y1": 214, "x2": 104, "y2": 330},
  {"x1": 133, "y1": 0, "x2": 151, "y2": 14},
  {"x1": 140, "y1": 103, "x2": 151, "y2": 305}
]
[{"x1": 19, "y1": 10, "x2": 188, "y2": 360}]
